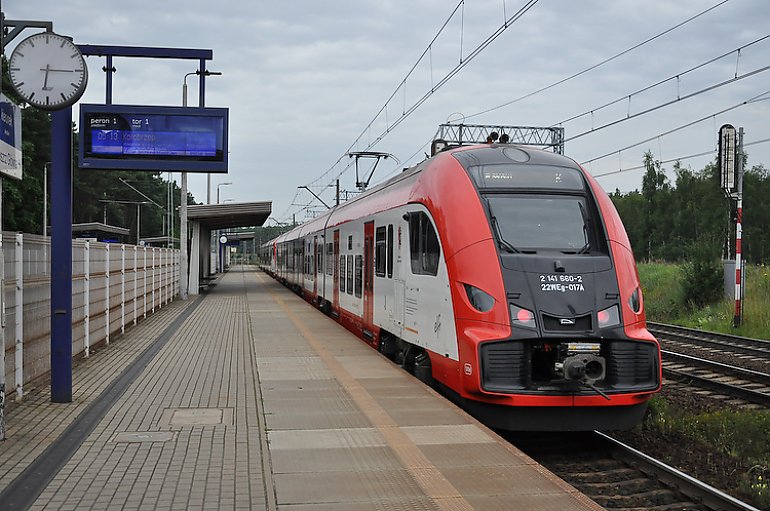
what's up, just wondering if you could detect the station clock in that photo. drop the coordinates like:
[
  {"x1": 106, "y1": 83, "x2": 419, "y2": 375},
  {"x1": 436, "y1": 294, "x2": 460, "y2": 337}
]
[{"x1": 8, "y1": 32, "x2": 88, "y2": 111}]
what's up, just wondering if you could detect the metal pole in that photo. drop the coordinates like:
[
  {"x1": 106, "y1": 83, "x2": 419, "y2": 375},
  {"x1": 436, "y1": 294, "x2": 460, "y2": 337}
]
[
  {"x1": 43, "y1": 162, "x2": 49, "y2": 236},
  {"x1": 0, "y1": 1, "x2": 5, "y2": 439},
  {"x1": 0, "y1": 174, "x2": 4, "y2": 439},
  {"x1": 51, "y1": 107, "x2": 73, "y2": 403},
  {"x1": 180, "y1": 80, "x2": 190, "y2": 300},
  {"x1": 733, "y1": 127, "x2": 745, "y2": 327},
  {"x1": 136, "y1": 203, "x2": 140, "y2": 245},
  {"x1": 168, "y1": 172, "x2": 173, "y2": 248},
  {"x1": 105, "y1": 55, "x2": 113, "y2": 105}
]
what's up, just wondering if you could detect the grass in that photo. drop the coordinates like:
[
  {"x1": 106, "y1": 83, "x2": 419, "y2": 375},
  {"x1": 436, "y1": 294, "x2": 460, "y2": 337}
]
[
  {"x1": 638, "y1": 263, "x2": 770, "y2": 507},
  {"x1": 645, "y1": 396, "x2": 770, "y2": 508},
  {"x1": 638, "y1": 262, "x2": 770, "y2": 340}
]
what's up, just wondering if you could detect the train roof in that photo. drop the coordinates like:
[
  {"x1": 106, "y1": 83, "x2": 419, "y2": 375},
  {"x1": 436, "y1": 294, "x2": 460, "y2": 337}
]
[
  {"x1": 448, "y1": 144, "x2": 580, "y2": 170},
  {"x1": 265, "y1": 144, "x2": 581, "y2": 247}
]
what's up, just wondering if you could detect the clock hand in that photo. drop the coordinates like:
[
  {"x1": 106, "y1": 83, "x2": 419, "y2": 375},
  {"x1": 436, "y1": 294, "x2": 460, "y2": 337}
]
[
  {"x1": 41, "y1": 64, "x2": 53, "y2": 91},
  {"x1": 47, "y1": 68, "x2": 76, "y2": 73}
]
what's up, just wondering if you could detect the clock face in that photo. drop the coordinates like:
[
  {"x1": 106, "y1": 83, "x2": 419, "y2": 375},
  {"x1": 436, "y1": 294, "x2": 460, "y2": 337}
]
[{"x1": 8, "y1": 32, "x2": 88, "y2": 111}]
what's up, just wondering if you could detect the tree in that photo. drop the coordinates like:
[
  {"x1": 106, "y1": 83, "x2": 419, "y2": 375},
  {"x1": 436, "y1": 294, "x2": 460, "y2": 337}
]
[
  {"x1": 2, "y1": 55, "x2": 196, "y2": 241},
  {"x1": 743, "y1": 164, "x2": 770, "y2": 264},
  {"x1": 640, "y1": 151, "x2": 672, "y2": 260}
]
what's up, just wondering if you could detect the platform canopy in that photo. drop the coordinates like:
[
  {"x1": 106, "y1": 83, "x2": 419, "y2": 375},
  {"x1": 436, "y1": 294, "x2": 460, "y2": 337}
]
[
  {"x1": 69, "y1": 222, "x2": 131, "y2": 241},
  {"x1": 186, "y1": 201, "x2": 272, "y2": 230}
]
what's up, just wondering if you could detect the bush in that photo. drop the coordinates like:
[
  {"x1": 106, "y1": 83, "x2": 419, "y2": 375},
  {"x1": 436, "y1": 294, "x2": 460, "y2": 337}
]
[
  {"x1": 680, "y1": 239, "x2": 723, "y2": 309},
  {"x1": 638, "y1": 263, "x2": 686, "y2": 321}
]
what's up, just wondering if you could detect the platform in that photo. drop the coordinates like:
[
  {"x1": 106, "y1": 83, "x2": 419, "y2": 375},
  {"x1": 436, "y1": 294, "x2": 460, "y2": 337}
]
[{"x1": 0, "y1": 267, "x2": 603, "y2": 511}]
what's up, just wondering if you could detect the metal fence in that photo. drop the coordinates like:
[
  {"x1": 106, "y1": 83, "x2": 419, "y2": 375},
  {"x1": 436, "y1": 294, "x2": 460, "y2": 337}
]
[{"x1": 2, "y1": 233, "x2": 180, "y2": 401}]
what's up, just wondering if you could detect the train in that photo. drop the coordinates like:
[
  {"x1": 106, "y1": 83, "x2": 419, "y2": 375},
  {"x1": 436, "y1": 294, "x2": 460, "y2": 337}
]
[{"x1": 260, "y1": 140, "x2": 661, "y2": 431}]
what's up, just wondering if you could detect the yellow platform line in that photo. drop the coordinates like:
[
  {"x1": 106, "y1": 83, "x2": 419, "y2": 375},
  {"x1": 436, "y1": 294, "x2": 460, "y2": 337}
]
[{"x1": 262, "y1": 275, "x2": 474, "y2": 511}]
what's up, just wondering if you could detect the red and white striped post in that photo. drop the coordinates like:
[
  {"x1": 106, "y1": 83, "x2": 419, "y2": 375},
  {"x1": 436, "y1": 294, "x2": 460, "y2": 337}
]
[
  {"x1": 734, "y1": 195, "x2": 743, "y2": 326},
  {"x1": 733, "y1": 127, "x2": 745, "y2": 327}
]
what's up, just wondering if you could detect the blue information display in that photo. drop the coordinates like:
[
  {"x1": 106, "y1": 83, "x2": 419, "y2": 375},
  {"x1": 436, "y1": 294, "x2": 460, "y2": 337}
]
[{"x1": 79, "y1": 104, "x2": 228, "y2": 172}]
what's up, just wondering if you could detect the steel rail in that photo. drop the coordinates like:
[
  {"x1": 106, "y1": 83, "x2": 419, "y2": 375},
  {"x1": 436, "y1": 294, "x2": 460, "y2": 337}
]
[
  {"x1": 650, "y1": 322, "x2": 770, "y2": 355},
  {"x1": 661, "y1": 350, "x2": 770, "y2": 383},
  {"x1": 596, "y1": 431, "x2": 762, "y2": 511},
  {"x1": 662, "y1": 350, "x2": 770, "y2": 407}
]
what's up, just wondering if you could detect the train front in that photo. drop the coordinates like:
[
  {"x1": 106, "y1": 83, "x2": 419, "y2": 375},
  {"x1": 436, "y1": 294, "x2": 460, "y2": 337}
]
[{"x1": 444, "y1": 145, "x2": 661, "y2": 431}]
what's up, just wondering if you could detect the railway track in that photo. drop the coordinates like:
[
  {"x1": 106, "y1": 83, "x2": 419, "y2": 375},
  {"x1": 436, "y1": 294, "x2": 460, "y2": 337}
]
[
  {"x1": 661, "y1": 350, "x2": 770, "y2": 407},
  {"x1": 649, "y1": 322, "x2": 770, "y2": 407},
  {"x1": 649, "y1": 322, "x2": 770, "y2": 363},
  {"x1": 508, "y1": 431, "x2": 761, "y2": 511}
]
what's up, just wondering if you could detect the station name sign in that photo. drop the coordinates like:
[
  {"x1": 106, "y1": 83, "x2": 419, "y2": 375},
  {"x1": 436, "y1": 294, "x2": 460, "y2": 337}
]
[
  {"x1": 0, "y1": 94, "x2": 22, "y2": 180},
  {"x1": 78, "y1": 104, "x2": 229, "y2": 172}
]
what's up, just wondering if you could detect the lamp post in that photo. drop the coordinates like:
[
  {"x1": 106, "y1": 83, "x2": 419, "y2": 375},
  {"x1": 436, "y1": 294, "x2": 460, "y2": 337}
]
[
  {"x1": 181, "y1": 69, "x2": 222, "y2": 299},
  {"x1": 118, "y1": 177, "x2": 165, "y2": 241},
  {"x1": 184, "y1": 70, "x2": 223, "y2": 205},
  {"x1": 217, "y1": 182, "x2": 232, "y2": 204},
  {"x1": 99, "y1": 199, "x2": 149, "y2": 244},
  {"x1": 215, "y1": 182, "x2": 232, "y2": 274}
]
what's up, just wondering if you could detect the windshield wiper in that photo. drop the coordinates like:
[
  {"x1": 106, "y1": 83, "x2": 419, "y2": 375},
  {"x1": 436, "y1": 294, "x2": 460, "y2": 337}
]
[
  {"x1": 577, "y1": 202, "x2": 591, "y2": 254},
  {"x1": 490, "y1": 214, "x2": 519, "y2": 253},
  {"x1": 484, "y1": 198, "x2": 520, "y2": 253}
]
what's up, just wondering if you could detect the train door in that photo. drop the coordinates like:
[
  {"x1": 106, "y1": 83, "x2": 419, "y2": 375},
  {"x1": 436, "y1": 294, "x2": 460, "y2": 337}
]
[
  {"x1": 393, "y1": 223, "x2": 405, "y2": 337},
  {"x1": 363, "y1": 221, "x2": 374, "y2": 337},
  {"x1": 333, "y1": 230, "x2": 340, "y2": 311},
  {"x1": 313, "y1": 235, "x2": 318, "y2": 298}
]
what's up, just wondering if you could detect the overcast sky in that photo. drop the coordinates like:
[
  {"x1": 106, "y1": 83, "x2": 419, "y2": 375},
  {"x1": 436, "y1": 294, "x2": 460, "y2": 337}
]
[{"x1": 6, "y1": 0, "x2": 770, "y2": 224}]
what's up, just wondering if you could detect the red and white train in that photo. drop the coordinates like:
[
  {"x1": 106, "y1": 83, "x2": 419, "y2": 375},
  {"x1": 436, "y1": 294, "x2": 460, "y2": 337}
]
[{"x1": 261, "y1": 142, "x2": 661, "y2": 431}]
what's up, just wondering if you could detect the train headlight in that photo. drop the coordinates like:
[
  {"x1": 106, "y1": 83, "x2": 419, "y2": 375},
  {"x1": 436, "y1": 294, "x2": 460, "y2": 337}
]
[
  {"x1": 597, "y1": 305, "x2": 620, "y2": 328},
  {"x1": 510, "y1": 304, "x2": 536, "y2": 329},
  {"x1": 629, "y1": 287, "x2": 641, "y2": 313},
  {"x1": 464, "y1": 284, "x2": 495, "y2": 312}
]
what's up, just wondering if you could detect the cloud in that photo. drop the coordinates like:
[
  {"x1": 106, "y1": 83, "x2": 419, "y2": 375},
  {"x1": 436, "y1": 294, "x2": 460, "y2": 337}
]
[{"x1": 5, "y1": 0, "x2": 770, "y2": 218}]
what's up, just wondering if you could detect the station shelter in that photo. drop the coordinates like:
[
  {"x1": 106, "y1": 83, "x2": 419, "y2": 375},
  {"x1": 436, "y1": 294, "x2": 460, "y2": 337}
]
[{"x1": 186, "y1": 201, "x2": 271, "y2": 295}]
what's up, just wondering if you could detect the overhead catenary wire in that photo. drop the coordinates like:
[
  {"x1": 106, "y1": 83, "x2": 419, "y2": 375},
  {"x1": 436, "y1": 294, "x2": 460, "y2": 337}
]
[
  {"x1": 553, "y1": 34, "x2": 770, "y2": 128},
  {"x1": 463, "y1": 0, "x2": 730, "y2": 120},
  {"x1": 590, "y1": 137, "x2": 770, "y2": 179},
  {"x1": 281, "y1": 0, "x2": 542, "y2": 223},
  {"x1": 302, "y1": 0, "x2": 467, "y2": 190},
  {"x1": 320, "y1": 0, "x2": 540, "y2": 183},
  {"x1": 307, "y1": 0, "x2": 541, "y2": 190},
  {"x1": 565, "y1": 61, "x2": 770, "y2": 143},
  {"x1": 278, "y1": 0, "x2": 757, "y2": 225},
  {"x1": 580, "y1": 89, "x2": 770, "y2": 166},
  {"x1": 308, "y1": 0, "x2": 734, "y2": 215},
  {"x1": 375, "y1": 55, "x2": 770, "y2": 195}
]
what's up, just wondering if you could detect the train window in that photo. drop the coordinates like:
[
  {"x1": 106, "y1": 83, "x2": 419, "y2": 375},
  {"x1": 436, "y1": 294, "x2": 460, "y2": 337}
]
[
  {"x1": 408, "y1": 212, "x2": 440, "y2": 276},
  {"x1": 348, "y1": 235, "x2": 353, "y2": 250},
  {"x1": 375, "y1": 227, "x2": 386, "y2": 277},
  {"x1": 339, "y1": 256, "x2": 346, "y2": 292},
  {"x1": 326, "y1": 243, "x2": 333, "y2": 275},
  {"x1": 347, "y1": 255, "x2": 354, "y2": 294},
  {"x1": 288, "y1": 243, "x2": 294, "y2": 271},
  {"x1": 355, "y1": 255, "x2": 363, "y2": 297},
  {"x1": 486, "y1": 194, "x2": 592, "y2": 253},
  {"x1": 387, "y1": 225, "x2": 394, "y2": 278}
]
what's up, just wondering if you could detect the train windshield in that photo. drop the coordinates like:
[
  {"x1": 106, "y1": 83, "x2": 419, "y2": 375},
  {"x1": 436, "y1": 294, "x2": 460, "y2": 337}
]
[{"x1": 485, "y1": 194, "x2": 590, "y2": 253}]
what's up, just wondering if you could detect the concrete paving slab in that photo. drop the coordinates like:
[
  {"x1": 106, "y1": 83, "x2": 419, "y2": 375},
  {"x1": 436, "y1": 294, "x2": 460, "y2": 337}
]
[{"x1": 1, "y1": 268, "x2": 605, "y2": 511}]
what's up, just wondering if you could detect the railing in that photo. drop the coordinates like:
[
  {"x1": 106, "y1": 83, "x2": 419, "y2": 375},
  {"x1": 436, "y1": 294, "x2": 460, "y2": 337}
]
[{"x1": 2, "y1": 233, "x2": 180, "y2": 400}]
